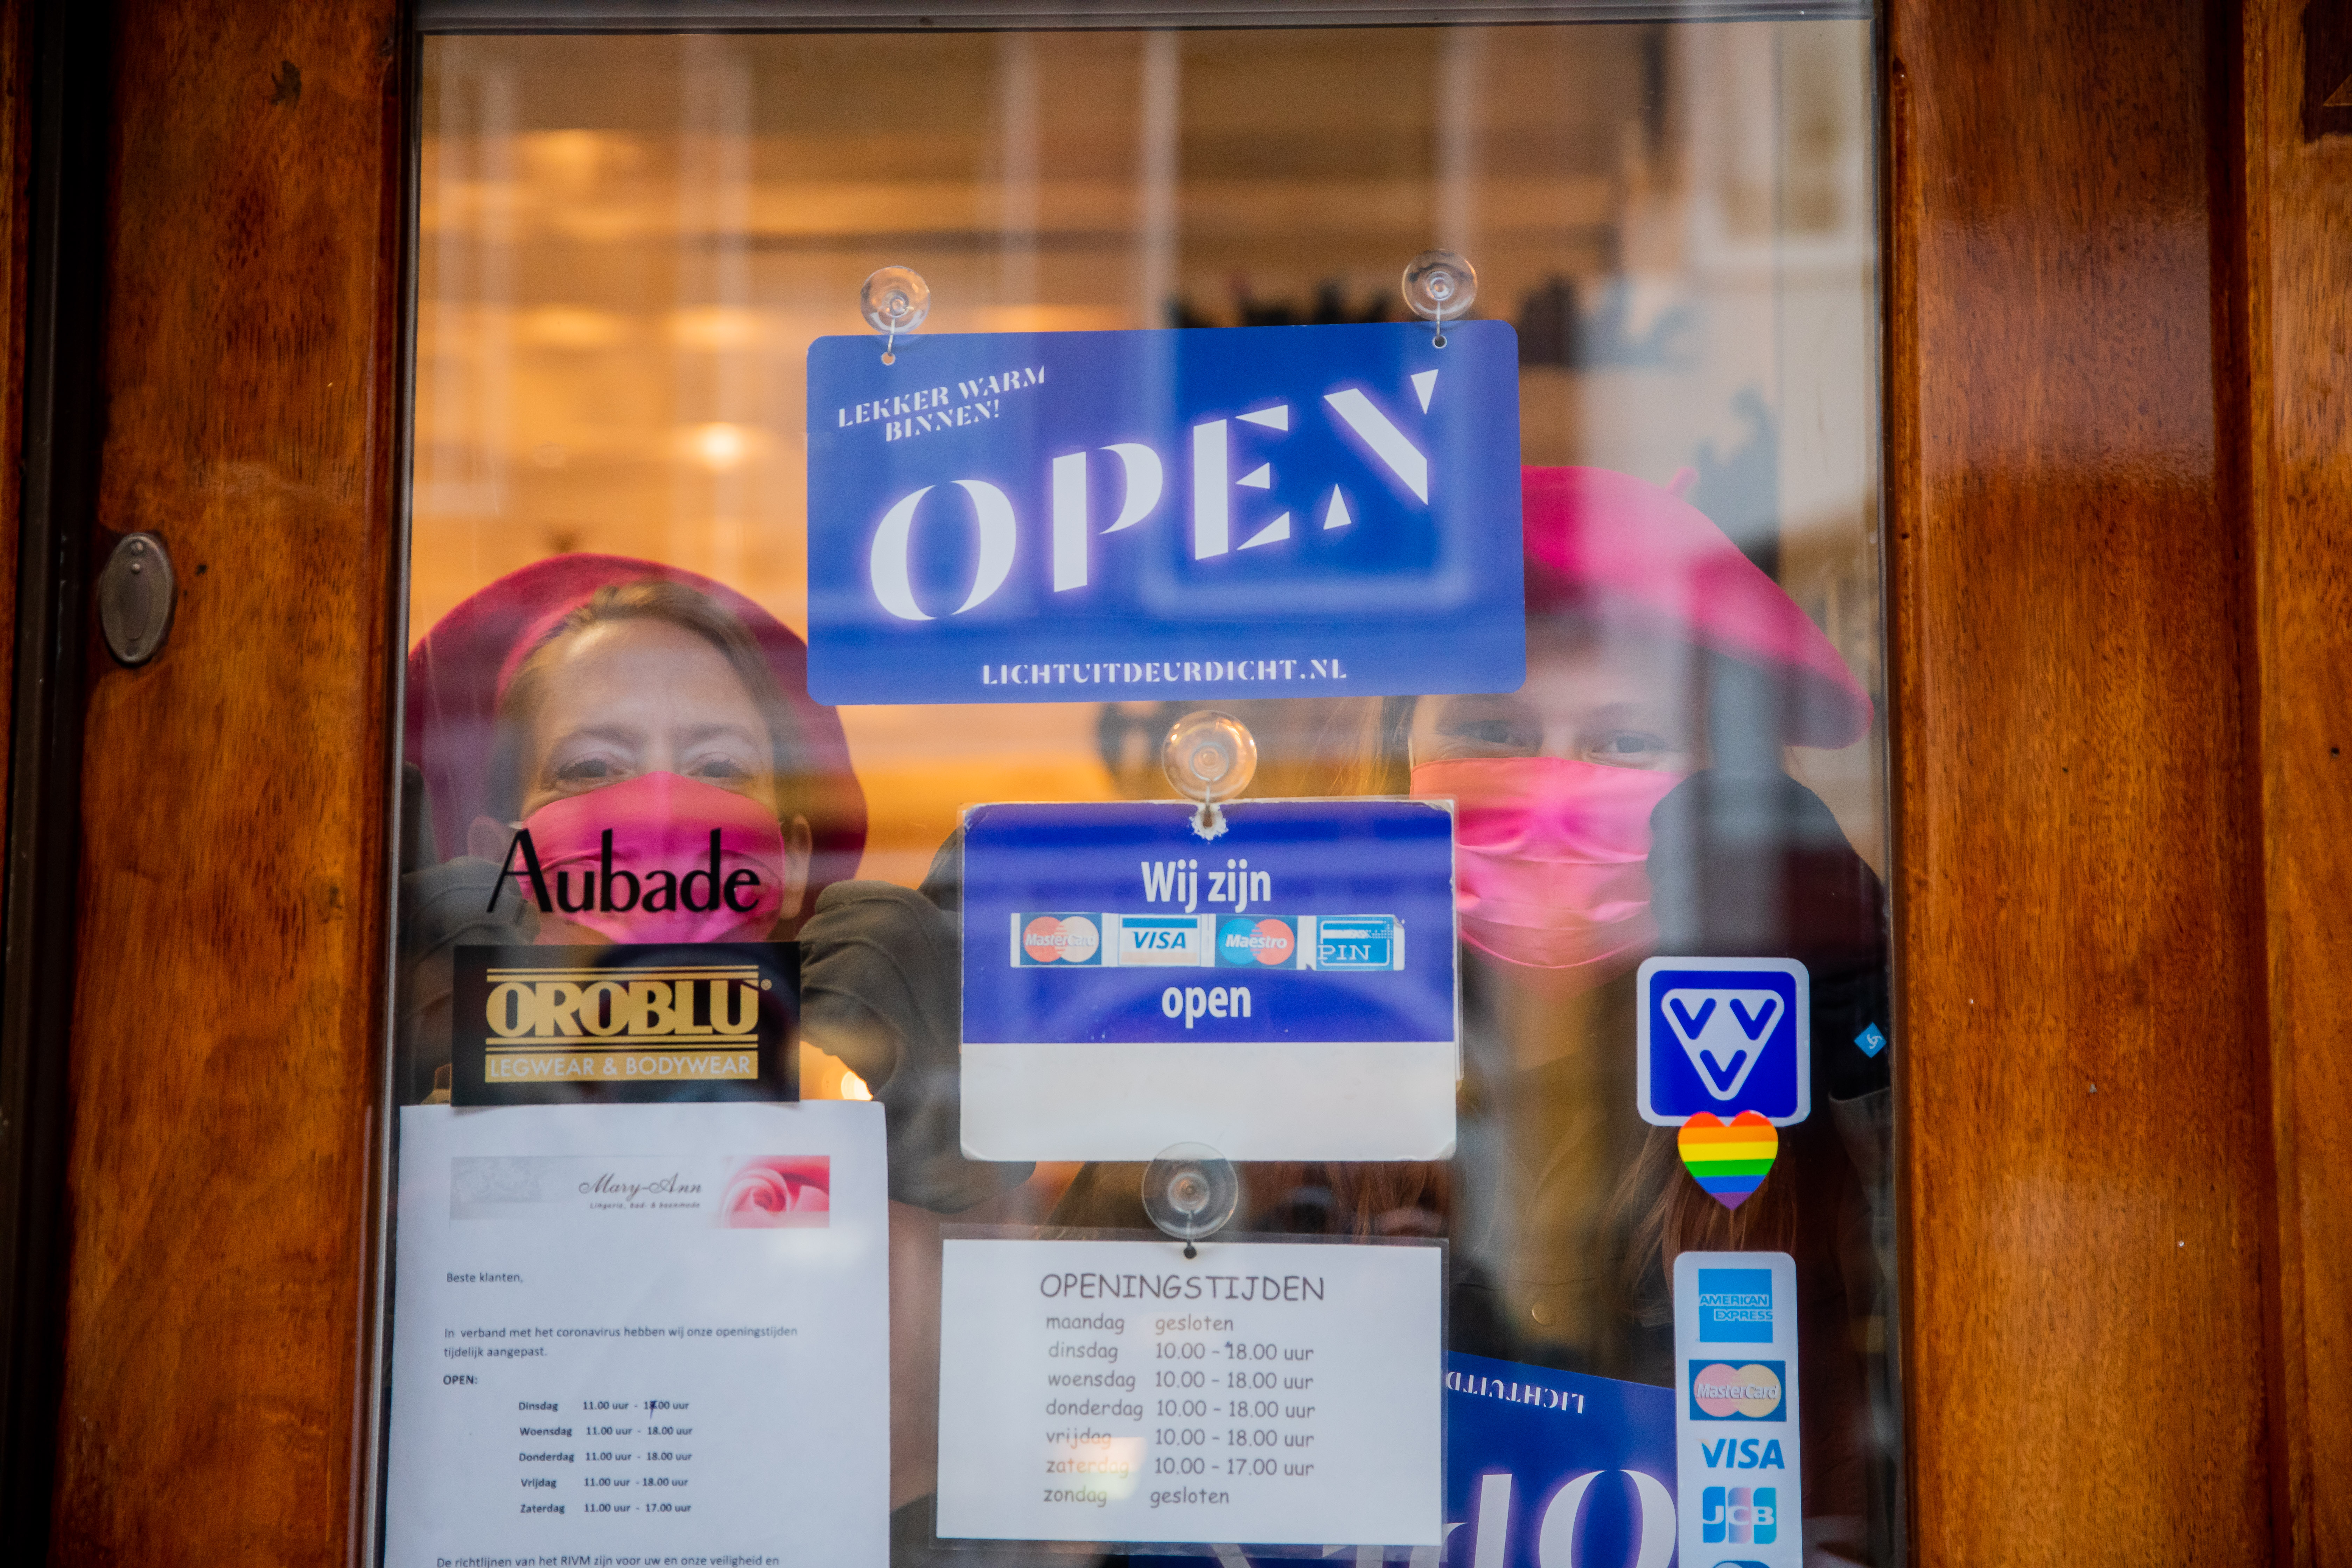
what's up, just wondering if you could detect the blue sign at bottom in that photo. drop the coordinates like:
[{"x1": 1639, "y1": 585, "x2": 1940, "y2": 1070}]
[
  {"x1": 1147, "y1": 1353, "x2": 1676, "y2": 1566},
  {"x1": 1442, "y1": 1354, "x2": 1678, "y2": 1568}
]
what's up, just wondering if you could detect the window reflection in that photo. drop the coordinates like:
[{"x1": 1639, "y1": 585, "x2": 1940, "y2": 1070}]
[{"x1": 404, "y1": 19, "x2": 1890, "y2": 1565}]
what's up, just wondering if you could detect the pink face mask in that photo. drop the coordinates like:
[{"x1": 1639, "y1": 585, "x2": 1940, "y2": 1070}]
[
  {"x1": 511, "y1": 771, "x2": 791, "y2": 946},
  {"x1": 1411, "y1": 756, "x2": 1686, "y2": 987}
]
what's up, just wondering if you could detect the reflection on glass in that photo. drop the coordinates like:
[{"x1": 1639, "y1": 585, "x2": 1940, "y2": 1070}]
[{"x1": 401, "y1": 19, "x2": 1891, "y2": 1566}]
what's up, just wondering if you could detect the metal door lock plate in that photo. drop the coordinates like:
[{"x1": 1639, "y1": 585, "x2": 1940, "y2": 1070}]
[{"x1": 97, "y1": 532, "x2": 174, "y2": 666}]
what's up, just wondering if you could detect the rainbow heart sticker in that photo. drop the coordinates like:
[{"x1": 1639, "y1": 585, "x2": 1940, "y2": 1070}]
[{"x1": 1678, "y1": 1110, "x2": 1779, "y2": 1210}]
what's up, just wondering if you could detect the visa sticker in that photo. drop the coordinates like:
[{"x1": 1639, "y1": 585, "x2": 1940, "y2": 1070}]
[
  {"x1": 805, "y1": 322, "x2": 1525, "y2": 706},
  {"x1": 1637, "y1": 957, "x2": 1811, "y2": 1126},
  {"x1": 1117, "y1": 914, "x2": 1206, "y2": 966}
]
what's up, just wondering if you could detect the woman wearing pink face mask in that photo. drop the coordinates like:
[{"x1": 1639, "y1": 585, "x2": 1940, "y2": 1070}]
[
  {"x1": 398, "y1": 555, "x2": 1025, "y2": 1207},
  {"x1": 394, "y1": 558, "x2": 868, "y2": 1105},
  {"x1": 1051, "y1": 468, "x2": 1892, "y2": 1542},
  {"x1": 475, "y1": 582, "x2": 819, "y2": 947},
  {"x1": 398, "y1": 558, "x2": 1030, "y2": 1531},
  {"x1": 1394, "y1": 467, "x2": 1890, "y2": 1546}
]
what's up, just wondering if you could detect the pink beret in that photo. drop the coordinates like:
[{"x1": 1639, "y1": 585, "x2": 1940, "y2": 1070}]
[
  {"x1": 1520, "y1": 466, "x2": 1874, "y2": 748},
  {"x1": 404, "y1": 554, "x2": 868, "y2": 925}
]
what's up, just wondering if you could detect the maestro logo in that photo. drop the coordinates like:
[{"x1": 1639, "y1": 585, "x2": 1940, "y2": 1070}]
[
  {"x1": 1217, "y1": 915, "x2": 1298, "y2": 968},
  {"x1": 1637, "y1": 957, "x2": 1810, "y2": 1126}
]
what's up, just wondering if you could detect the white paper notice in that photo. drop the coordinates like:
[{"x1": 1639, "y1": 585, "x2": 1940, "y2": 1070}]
[
  {"x1": 1673, "y1": 1250, "x2": 1804, "y2": 1567},
  {"x1": 384, "y1": 1101, "x2": 890, "y2": 1568},
  {"x1": 934, "y1": 1237, "x2": 1443, "y2": 1547}
]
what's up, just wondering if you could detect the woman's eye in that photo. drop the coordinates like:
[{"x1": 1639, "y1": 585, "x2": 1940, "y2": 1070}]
[
  {"x1": 689, "y1": 755, "x2": 753, "y2": 783},
  {"x1": 1587, "y1": 730, "x2": 1675, "y2": 763},
  {"x1": 1441, "y1": 717, "x2": 1534, "y2": 751},
  {"x1": 552, "y1": 756, "x2": 622, "y2": 786}
]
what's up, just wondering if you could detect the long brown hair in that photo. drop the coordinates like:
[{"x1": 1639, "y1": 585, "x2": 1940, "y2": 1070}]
[{"x1": 1599, "y1": 1125, "x2": 1804, "y2": 1326}]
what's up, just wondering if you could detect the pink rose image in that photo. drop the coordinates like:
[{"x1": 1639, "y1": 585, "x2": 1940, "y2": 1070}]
[{"x1": 717, "y1": 1155, "x2": 831, "y2": 1228}]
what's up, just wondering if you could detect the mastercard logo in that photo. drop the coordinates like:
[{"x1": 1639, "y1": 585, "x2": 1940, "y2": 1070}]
[
  {"x1": 1690, "y1": 1362, "x2": 1784, "y2": 1420},
  {"x1": 1021, "y1": 915, "x2": 1101, "y2": 965}
]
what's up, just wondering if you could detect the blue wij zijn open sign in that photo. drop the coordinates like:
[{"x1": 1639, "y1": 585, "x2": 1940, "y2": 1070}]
[
  {"x1": 956, "y1": 799, "x2": 1461, "y2": 1162},
  {"x1": 805, "y1": 321, "x2": 1525, "y2": 706}
]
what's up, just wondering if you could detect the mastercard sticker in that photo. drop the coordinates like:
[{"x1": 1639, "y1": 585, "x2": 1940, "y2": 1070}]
[
  {"x1": 1687, "y1": 1361, "x2": 1785, "y2": 1421},
  {"x1": 1014, "y1": 913, "x2": 1102, "y2": 966}
]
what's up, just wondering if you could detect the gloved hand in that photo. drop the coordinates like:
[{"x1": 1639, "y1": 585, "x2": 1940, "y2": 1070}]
[
  {"x1": 797, "y1": 878, "x2": 1033, "y2": 1212},
  {"x1": 394, "y1": 855, "x2": 539, "y2": 1104},
  {"x1": 1645, "y1": 769, "x2": 1891, "y2": 1104}
]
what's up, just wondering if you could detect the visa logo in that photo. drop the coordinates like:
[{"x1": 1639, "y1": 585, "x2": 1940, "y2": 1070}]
[
  {"x1": 1701, "y1": 1485, "x2": 1777, "y2": 1546},
  {"x1": 1119, "y1": 916, "x2": 1202, "y2": 967},
  {"x1": 1698, "y1": 1437, "x2": 1786, "y2": 1470}
]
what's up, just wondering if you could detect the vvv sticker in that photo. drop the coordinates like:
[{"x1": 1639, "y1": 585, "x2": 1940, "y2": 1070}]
[{"x1": 1662, "y1": 989, "x2": 1784, "y2": 1101}]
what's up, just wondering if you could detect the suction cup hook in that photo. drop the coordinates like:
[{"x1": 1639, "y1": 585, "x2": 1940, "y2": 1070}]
[
  {"x1": 1142, "y1": 1143, "x2": 1240, "y2": 1259},
  {"x1": 1162, "y1": 709, "x2": 1258, "y2": 841},
  {"x1": 1401, "y1": 249, "x2": 1477, "y2": 348},
  {"x1": 860, "y1": 265, "x2": 931, "y2": 364}
]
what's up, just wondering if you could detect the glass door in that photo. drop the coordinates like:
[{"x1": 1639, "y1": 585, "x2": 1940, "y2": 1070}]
[{"x1": 380, "y1": 13, "x2": 1892, "y2": 1566}]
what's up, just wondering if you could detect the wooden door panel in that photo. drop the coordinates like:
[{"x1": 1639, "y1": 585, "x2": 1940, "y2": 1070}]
[
  {"x1": 46, "y1": 0, "x2": 402, "y2": 1560},
  {"x1": 1888, "y1": 0, "x2": 2280, "y2": 1560},
  {"x1": 2245, "y1": 0, "x2": 2352, "y2": 1559}
]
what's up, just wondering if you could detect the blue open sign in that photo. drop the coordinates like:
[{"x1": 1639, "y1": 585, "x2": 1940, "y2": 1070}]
[{"x1": 805, "y1": 322, "x2": 1525, "y2": 705}]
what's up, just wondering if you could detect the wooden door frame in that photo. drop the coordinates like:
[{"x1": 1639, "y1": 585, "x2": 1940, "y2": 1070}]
[
  {"x1": 0, "y1": 0, "x2": 115, "y2": 1551},
  {"x1": 0, "y1": 0, "x2": 2339, "y2": 1563},
  {"x1": 1886, "y1": 0, "x2": 2347, "y2": 1561}
]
